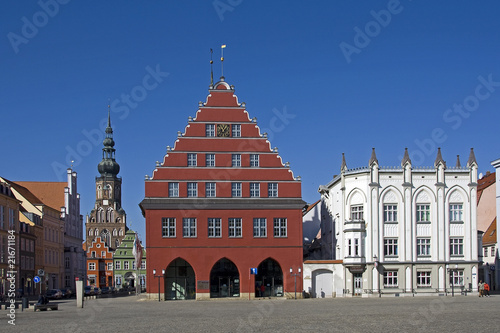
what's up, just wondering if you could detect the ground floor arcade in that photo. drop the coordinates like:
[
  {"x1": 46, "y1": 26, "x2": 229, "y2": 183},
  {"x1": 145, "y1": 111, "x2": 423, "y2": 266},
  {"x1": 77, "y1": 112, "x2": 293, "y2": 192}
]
[{"x1": 146, "y1": 248, "x2": 303, "y2": 300}]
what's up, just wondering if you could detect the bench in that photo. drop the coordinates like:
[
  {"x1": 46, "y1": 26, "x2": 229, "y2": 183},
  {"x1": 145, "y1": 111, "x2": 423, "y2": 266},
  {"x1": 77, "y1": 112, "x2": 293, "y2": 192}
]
[{"x1": 34, "y1": 304, "x2": 58, "y2": 311}]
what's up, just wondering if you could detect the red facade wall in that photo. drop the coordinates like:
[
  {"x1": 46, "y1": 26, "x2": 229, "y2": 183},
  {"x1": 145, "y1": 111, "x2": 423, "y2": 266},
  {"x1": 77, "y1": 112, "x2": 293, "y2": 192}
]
[{"x1": 142, "y1": 79, "x2": 304, "y2": 299}]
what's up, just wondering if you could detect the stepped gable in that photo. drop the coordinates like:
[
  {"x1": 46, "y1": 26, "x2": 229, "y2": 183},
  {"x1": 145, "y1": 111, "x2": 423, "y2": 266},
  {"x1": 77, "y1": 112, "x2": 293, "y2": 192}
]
[{"x1": 148, "y1": 78, "x2": 300, "y2": 197}]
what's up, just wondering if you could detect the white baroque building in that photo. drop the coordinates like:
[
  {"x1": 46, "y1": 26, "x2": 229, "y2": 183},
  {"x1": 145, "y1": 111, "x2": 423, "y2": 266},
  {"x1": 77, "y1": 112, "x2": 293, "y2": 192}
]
[{"x1": 310, "y1": 148, "x2": 480, "y2": 297}]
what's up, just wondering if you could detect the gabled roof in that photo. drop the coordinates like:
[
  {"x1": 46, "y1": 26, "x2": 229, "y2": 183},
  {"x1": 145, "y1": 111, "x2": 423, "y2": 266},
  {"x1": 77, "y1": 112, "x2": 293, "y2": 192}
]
[
  {"x1": 1, "y1": 177, "x2": 44, "y2": 205},
  {"x1": 16, "y1": 181, "x2": 66, "y2": 211},
  {"x1": 477, "y1": 171, "x2": 496, "y2": 203},
  {"x1": 303, "y1": 199, "x2": 320, "y2": 215},
  {"x1": 482, "y1": 218, "x2": 496, "y2": 246}
]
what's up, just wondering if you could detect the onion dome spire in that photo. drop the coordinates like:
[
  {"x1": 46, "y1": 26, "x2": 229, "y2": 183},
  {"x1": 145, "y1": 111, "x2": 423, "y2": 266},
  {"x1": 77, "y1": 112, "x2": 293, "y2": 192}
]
[{"x1": 98, "y1": 105, "x2": 120, "y2": 177}]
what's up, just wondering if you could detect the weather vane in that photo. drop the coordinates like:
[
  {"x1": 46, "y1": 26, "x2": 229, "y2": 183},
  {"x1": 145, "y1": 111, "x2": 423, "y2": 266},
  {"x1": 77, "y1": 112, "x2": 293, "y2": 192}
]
[
  {"x1": 210, "y1": 48, "x2": 214, "y2": 86},
  {"x1": 221, "y1": 44, "x2": 226, "y2": 78}
]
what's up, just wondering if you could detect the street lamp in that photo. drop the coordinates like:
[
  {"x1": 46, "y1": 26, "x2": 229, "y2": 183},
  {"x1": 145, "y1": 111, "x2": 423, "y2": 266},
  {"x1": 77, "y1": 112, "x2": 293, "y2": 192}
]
[
  {"x1": 290, "y1": 267, "x2": 301, "y2": 300},
  {"x1": 153, "y1": 269, "x2": 165, "y2": 302},
  {"x1": 373, "y1": 254, "x2": 380, "y2": 296},
  {"x1": 447, "y1": 264, "x2": 458, "y2": 297}
]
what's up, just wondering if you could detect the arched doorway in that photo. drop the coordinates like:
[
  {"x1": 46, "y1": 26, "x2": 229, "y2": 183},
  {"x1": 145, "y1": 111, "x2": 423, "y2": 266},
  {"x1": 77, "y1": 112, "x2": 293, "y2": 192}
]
[
  {"x1": 210, "y1": 258, "x2": 240, "y2": 298},
  {"x1": 312, "y1": 269, "x2": 333, "y2": 298},
  {"x1": 256, "y1": 258, "x2": 283, "y2": 297},
  {"x1": 165, "y1": 258, "x2": 196, "y2": 300},
  {"x1": 124, "y1": 272, "x2": 135, "y2": 288}
]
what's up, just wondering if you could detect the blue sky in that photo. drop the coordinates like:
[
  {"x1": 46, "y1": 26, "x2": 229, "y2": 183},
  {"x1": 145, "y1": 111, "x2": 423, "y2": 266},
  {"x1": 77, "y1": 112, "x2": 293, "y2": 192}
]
[{"x1": 1, "y1": 1, "x2": 499, "y2": 244}]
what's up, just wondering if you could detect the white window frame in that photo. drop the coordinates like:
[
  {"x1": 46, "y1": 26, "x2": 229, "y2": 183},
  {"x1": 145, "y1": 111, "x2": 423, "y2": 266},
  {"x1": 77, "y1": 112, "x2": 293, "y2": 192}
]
[
  {"x1": 228, "y1": 218, "x2": 242, "y2": 238},
  {"x1": 205, "y1": 182, "x2": 216, "y2": 197},
  {"x1": 206, "y1": 154, "x2": 215, "y2": 167},
  {"x1": 450, "y1": 238, "x2": 463, "y2": 256},
  {"x1": 351, "y1": 205, "x2": 363, "y2": 221},
  {"x1": 208, "y1": 218, "x2": 221, "y2": 238},
  {"x1": 183, "y1": 218, "x2": 197, "y2": 238},
  {"x1": 250, "y1": 183, "x2": 260, "y2": 197},
  {"x1": 383, "y1": 204, "x2": 398, "y2": 223},
  {"x1": 383, "y1": 271, "x2": 398, "y2": 288},
  {"x1": 115, "y1": 261, "x2": 121, "y2": 270},
  {"x1": 416, "y1": 238, "x2": 431, "y2": 256},
  {"x1": 416, "y1": 271, "x2": 431, "y2": 287},
  {"x1": 169, "y1": 182, "x2": 179, "y2": 197},
  {"x1": 449, "y1": 203, "x2": 463, "y2": 223},
  {"x1": 232, "y1": 154, "x2": 241, "y2": 167},
  {"x1": 88, "y1": 262, "x2": 96, "y2": 271},
  {"x1": 384, "y1": 238, "x2": 398, "y2": 257},
  {"x1": 107, "y1": 262, "x2": 113, "y2": 271},
  {"x1": 273, "y1": 218, "x2": 287, "y2": 237},
  {"x1": 250, "y1": 154, "x2": 259, "y2": 167},
  {"x1": 253, "y1": 218, "x2": 266, "y2": 237},
  {"x1": 162, "y1": 218, "x2": 176, "y2": 238},
  {"x1": 232, "y1": 124, "x2": 241, "y2": 137},
  {"x1": 449, "y1": 270, "x2": 464, "y2": 286},
  {"x1": 206, "y1": 124, "x2": 215, "y2": 137},
  {"x1": 416, "y1": 204, "x2": 431, "y2": 223},
  {"x1": 268, "y1": 183, "x2": 278, "y2": 198},
  {"x1": 187, "y1": 182, "x2": 198, "y2": 197},
  {"x1": 231, "y1": 182, "x2": 242, "y2": 197},
  {"x1": 187, "y1": 153, "x2": 197, "y2": 167},
  {"x1": 124, "y1": 261, "x2": 129, "y2": 270}
]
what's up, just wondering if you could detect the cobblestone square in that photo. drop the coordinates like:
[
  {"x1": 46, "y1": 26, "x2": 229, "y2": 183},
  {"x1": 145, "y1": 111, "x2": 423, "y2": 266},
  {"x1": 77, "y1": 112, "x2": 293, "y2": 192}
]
[{"x1": 6, "y1": 294, "x2": 500, "y2": 332}]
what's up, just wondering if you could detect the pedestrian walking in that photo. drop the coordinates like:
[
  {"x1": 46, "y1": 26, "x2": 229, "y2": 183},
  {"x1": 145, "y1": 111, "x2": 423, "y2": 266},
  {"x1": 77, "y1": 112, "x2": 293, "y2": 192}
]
[
  {"x1": 484, "y1": 282, "x2": 490, "y2": 297},
  {"x1": 478, "y1": 280, "x2": 485, "y2": 297}
]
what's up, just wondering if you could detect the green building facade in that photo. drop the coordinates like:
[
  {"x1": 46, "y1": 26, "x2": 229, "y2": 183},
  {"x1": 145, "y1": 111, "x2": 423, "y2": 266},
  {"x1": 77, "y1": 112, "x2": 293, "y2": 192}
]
[{"x1": 113, "y1": 230, "x2": 147, "y2": 291}]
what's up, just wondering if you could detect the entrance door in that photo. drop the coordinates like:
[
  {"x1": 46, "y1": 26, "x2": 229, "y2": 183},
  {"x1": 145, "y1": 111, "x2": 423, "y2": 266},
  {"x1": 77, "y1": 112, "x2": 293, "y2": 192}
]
[
  {"x1": 165, "y1": 258, "x2": 196, "y2": 300},
  {"x1": 210, "y1": 258, "x2": 240, "y2": 298},
  {"x1": 354, "y1": 273, "x2": 363, "y2": 296}
]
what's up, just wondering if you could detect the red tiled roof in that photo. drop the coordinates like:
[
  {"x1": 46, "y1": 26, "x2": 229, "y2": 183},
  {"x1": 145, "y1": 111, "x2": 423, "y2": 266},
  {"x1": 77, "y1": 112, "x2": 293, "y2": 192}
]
[
  {"x1": 2, "y1": 178, "x2": 44, "y2": 205},
  {"x1": 303, "y1": 199, "x2": 320, "y2": 215},
  {"x1": 482, "y1": 218, "x2": 497, "y2": 246},
  {"x1": 477, "y1": 172, "x2": 495, "y2": 203},
  {"x1": 16, "y1": 181, "x2": 66, "y2": 211}
]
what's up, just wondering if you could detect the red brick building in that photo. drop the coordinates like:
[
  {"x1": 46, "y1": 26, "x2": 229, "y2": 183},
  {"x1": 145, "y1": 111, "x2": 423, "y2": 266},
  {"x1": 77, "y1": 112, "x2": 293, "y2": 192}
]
[
  {"x1": 86, "y1": 236, "x2": 113, "y2": 288},
  {"x1": 141, "y1": 77, "x2": 305, "y2": 300}
]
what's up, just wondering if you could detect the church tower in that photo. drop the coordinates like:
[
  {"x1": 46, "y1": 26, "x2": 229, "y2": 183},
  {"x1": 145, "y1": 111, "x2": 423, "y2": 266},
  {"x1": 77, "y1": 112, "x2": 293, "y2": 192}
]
[{"x1": 86, "y1": 108, "x2": 127, "y2": 250}]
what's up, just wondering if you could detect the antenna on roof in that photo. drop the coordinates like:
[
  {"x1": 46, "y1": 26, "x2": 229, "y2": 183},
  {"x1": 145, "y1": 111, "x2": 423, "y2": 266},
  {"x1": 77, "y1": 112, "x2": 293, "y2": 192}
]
[
  {"x1": 210, "y1": 48, "x2": 214, "y2": 87},
  {"x1": 221, "y1": 44, "x2": 226, "y2": 79}
]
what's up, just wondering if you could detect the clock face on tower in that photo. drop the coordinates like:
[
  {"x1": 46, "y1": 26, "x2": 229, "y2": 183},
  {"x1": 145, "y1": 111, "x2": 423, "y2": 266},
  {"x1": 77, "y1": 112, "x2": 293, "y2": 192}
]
[{"x1": 217, "y1": 124, "x2": 230, "y2": 137}]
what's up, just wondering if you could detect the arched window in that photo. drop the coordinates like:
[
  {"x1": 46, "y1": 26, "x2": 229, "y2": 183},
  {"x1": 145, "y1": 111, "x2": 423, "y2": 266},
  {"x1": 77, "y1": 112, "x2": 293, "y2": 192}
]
[
  {"x1": 98, "y1": 208, "x2": 104, "y2": 223},
  {"x1": 119, "y1": 229, "x2": 124, "y2": 236},
  {"x1": 101, "y1": 229, "x2": 110, "y2": 247},
  {"x1": 106, "y1": 208, "x2": 113, "y2": 223},
  {"x1": 113, "y1": 229, "x2": 118, "y2": 236},
  {"x1": 115, "y1": 239, "x2": 120, "y2": 248},
  {"x1": 94, "y1": 228, "x2": 99, "y2": 236},
  {"x1": 89, "y1": 229, "x2": 93, "y2": 236}
]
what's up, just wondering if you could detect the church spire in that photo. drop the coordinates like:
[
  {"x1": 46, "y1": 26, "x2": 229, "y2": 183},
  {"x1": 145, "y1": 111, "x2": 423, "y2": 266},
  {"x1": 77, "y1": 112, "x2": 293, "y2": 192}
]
[{"x1": 98, "y1": 105, "x2": 120, "y2": 177}]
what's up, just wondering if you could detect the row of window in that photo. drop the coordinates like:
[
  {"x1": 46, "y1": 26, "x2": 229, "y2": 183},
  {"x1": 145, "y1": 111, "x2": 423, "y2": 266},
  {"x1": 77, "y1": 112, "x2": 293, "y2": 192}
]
[
  {"x1": 162, "y1": 217, "x2": 287, "y2": 238},
  {"x1": 383, "y1": 270, "x2": 464, "y2": 288},
  {"x1": 350, "y1": 203, "x2": 464, "y2": 223},
  {"x1": 382, "y1": 238, "x2": 463, "y2": 257},
  {"x1": 168, "y1": 182, "x2": 279, "y2": 198},
  {"x1": 187, "y1": 153, "x2": 260, "y2": 167},
  {"x1": 483, "y1": 246, "x2": 496, "y2": 258},
  {"x1": 88, "y1": 260, "x2": 147, "y2": 271},
  {"x1": 206, "y1": 124, "x2": 241, "y2": 137},
  {"x1": 88, "y1": 228, "x2": 124, "y2": 237}
]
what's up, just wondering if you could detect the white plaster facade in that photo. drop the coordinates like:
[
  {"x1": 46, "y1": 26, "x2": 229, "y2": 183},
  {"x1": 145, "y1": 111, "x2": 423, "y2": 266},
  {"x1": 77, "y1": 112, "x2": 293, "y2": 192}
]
[{"x1": 313, "y1": 148, "x2": 479, "y2": 297}]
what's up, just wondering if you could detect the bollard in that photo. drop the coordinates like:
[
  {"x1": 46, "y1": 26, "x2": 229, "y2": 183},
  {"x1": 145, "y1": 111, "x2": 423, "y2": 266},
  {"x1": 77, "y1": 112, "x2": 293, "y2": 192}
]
[{"x1": 22, "y1": 297, "x2": 29, "y2": 311}]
